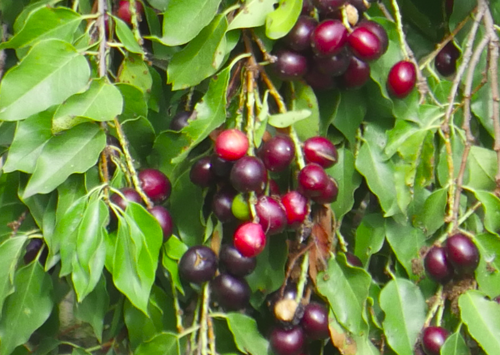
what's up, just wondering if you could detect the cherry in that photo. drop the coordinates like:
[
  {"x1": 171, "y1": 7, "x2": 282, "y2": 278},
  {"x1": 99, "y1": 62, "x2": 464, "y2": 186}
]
[
  {"x1": 348, "y1": 27, "x2": 383, "y2": 62},
  {"x1": 311, "y1": 20, "x2": 348, "y2": 57},
  {"x1": 312, "y1": 0, "x2": 348, "y2": 13},
  {"x1": 267, "y1": 284, "x2": 298, "y2": 313},
  {"x1": 387, "y1": 60, "x2": 417, "y2": 98},
  {"x1": 424, "y1": 246, "x2": 454, "y2": 284},
  {"x1": 178, "y1": 245, "x2": 217, "y2": 284},
  {"x1": 445, "y1": 233, "x2": 479, "y2": 275},
  {"x1": 210, "y1": 155, "x2": 234, "y2": 178},
  {"x1": 435, "y1": 41, "x2": 460, "y2": 77},
  {"x1": 303, "y1": 136, "x2": 338, "y2": 168},
  {"x1": 338, "y1": 55, "x2": 371, "y2": 89},
  {"x1": 314, "y1": 47, "x2": 351, "y2": 76},
  {"x1": 284, "y1": 16, "x2": 318, "y2": 52},
  {"x1": 357, "y1": 20, "x2": 389, "y2": 55},
  {"x1": 233, "y1": 222, "x2": 266, "y2": 257},
  {"x1": 268, "y1": 179, "x2": 281, "y2": 196},
  {"x1": 259, "y1": 135, "x2": 296, "y2": 172},
  {"x1": 421, "y1": 326, "x2": 449, "y2": 355},
  {"x1": 304, "y1": 67, "x2": 336, "y2": 90},
  {"x1": 230, "y1": 156, "x2": 267, "y2": 193},
  {"x1": 219, "y1": 244, "x2": 257, "y2": 277},
  {"x1": 215, "y1": 129, "x2": 249, "y2": 161},
  {"x1": 312, "y1": 176, "x2": 338, "y2": 204},
  {"x1": 301, "y1": 303, "x2": 329, "y2": 340},
  {"x1": 169, "y1": 110, "x2": 193, "y2": 131},
  {"x1": 117, "y1": 0, "x2": 144, "y2": 24},
  {"x1": 255, "y1": 196, "x2": 287, "y2": 235},
  {"x1": 274, "y1": 50, "x2": 308, "y2": 81},
  {"x1": 211, "y1": 273, "x2": 251, "y2": 311},
  {"x1": 302, "y1": 0, "x2": 314, "y2": 15},
  {"x1": 274, "y1": 298, "x2": 301, "y2": 324},
  {"x1": 231, "y1": 193, "x2": 251, "y2": 221},
  {"x1": 190, "y1": 156, "x2": 215, "y2": 188},
  {"x1": 350, "y1": 0, "x2": 372, "y2": 12},
  {"x1": 270, "y1": 326, "x2": 305, "y2": 355},
  {"x1": 446, "y1": 0, "x2": 454, "y2": 15},
  {"x1": 138, "y1": 169, "x2": 171, "y2": 203},
  {"x1": 345, "y1": 252, "x2": 363, "y2": 267},
  {"x1": 212, "y1": 186, "x2": 237, "y2": 223},
  {"x1": 24, "y1": 239, "x2": 48, "y2": 265},
  {"x1": 281, "y1": 191, "x2": 309, "y2": 228},
  {"x1": 111, "y1": 187, "x2": 142, "y2": 211},
  {"x1": 297, "y1": 163, "x2": 329, "y2": 198},
  {"x1": 148, "y1": 206, "x2": 173, "y2": 241}
]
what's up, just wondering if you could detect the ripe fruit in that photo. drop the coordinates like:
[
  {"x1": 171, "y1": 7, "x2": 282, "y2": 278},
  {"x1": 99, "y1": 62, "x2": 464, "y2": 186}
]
[
  {"x1": 233, "y1": 222, "x2": 266, "y2": 257},
  {"x1": 312, "y1": 176, "x2": 338, "y2": 204},
  {"x1": 259, "y1": 135, "x2": 296, "y2": 172},
  {"x1": 387, "y1": 60, "x2": 417, "y2": 98},
  {"x1": 304, "y1": 67, "x2": 336, "y2": 90},
  {"x1": 424, "y1": 246, "x2": 454, "y2": 284},
  {"x1": 301, "y1": 303, "x2": 329, "y2": 340},
  {"x1": 211, "y1": 273, "x2": 251, "y2": 311},
  {"x1": 314, "y1": 48, "x2": 351, "y2": 76},
  {"x1": 350, "y1": 0, "x2": 372, "y2": 12},
  {"x1": 348, "y1": 26, "x2": 383, "y2": 61},
  {"x1": 297, "y1": 163, "x2": 329, "y2": 198},
  {"x1": 302, "y1": 0, "x2": 314, "y2": 15},
  {"x1": 311, "y1": 20, "x2": 348, "y2": 57},
  {"x1": 219, "y1": 244, "x2": 257, "y2": 277},
  {"x1": 345, "y1": 252, "x2": 363, "y2": 267},
  {"x1": 212, "y1": 186, "x2": 237, "y2": 223},
  {"x1": 117, "y1": 0, "x2": 144, "y2": 24},
  {"x1": 255, "y1": 196, "x2": 287, "y2": 235},
  {"x1": 284, "y1": 16, "x2": 318, "y2": 52},
  {"x1": 111, "y1": 187, "x2": 142, "y2": 211},
  {"x1": 178, "y1": 246, "x2": 217, "y2": 284},
  {"x1": 210, "y1": 155, "x2": 234, "y2": 178},
  {"x1": 435, "y1": 41, "x2": 460, "y2": 77},
  {"x1": 230, "y1": 156, "x2": 267, "y2": 193},
  {"x1": 303, "y1": 136, "x2": 338, "y2": 168},
  {"x1": 421, "y1": 326, "x2": 449, "y2": 355},
  {"x1": 269, "y1": 326, "x2": 305, "y2": 355},
  {"x1": 357, "y1": 20, "x2": 389, "y2": 55},
  {"x1": 445, "y1": 233, "x2": 479, "y2": 274},
  {"x1": 190, "y1": 156, "x2": 215, "y2": 188},
  {"x1": 169, "y1": 110, "x2": 193, "y2": 131},
  {"x1": 313, "y1": 0, "x2": 348, "y2": 13},
  {"x1": 338, "y1": 55, "x2": 371, "y2": 89},
  {"x1": 274, "y1": 50, "x2": 308, "y2": 81},
  {"x1": 215, "y1": 129, "x2": 249, "y2": 161},
  {"x1": 138, "y1": 169, "x2": 171, "y2": 202},
  {"x1": 24, "y1": 239, "x2": 48, "y2": 265},
  {"x1": 281, "y1": 191, "x2": 308, "y2": 228},
  {"x1": 149, "y1": 206, "x2": 173, "y2": 241}
]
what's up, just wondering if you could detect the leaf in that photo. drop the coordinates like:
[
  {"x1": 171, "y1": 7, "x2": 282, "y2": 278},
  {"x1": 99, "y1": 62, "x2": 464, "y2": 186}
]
[
  {"x1": 473, "y1": 191, "x2": 500, "y2": 234},
  {"x1": 333, "y1": 90, "x2": 367, "y2": 146},
  {"x1": 113, "y1": 16, "x2": 144, "y2": 54},
  {"x1": 122, "y1": 116, "x2": 156, "y2": 160},
  {"x1": 3, "y1": 109, "x2": 53, "y2": 173},
  {"x1": 459, "y1": 290, "x2": 500, "y2": 355},
  {"x1": 441, "y1": 330, "x2": 471, "y2": 355},
  {"x1": 0, "y1": 7, "x2": 82, "y2": 49},
  {"x1": 0, "y1": 262, "x2": 54, "y2": 355},
  {"x1": 379, "y1": 278, "x2": 426, "y2": 355},
  {"x1": 116, "y1": 83, "x2": 148, "y2": 121},
  {"x1": 0, "y1": 236, "x2": 27, "y2": 317},
  {"x1": 414, "y1": 188, "x2": 447, "y2": 236},
  {"x1": 328, "y1": 311, "x2": 380, "y2": 355},
  {"x1": 227, "y1": 0, "x2": 277, "y2": 31},
  {"x1": 167, "y1": 15, "x2": 228, "y2": 90},
  {"x1": 118, "y1": 54, "x2": 152, "y2": 94},
  {"x1": 225, "y1": 313, "x2": 270, "y2": 355},
  {"x1": 292, "y1": 81, "x2": 320, "y2": 141},
  {"x1": 265, "y1": 0, "x2": 301, "y2": 39},
  {"x1": 267, "y1": 109, "x2": 311, "y2": 128},
  {"x1": 160, "y1": 0, "x2": 221, "y2": 46},
  {"x1": 317, "y1": 254, "x2": 371, "y2": 334},
  {"x1": 134, "y1": 332, "x2": 180, "y2": 355},
  {"x1": 354, "y1": 214, "x2": 386, "y2": 266},
  {"x1": 23, "y1": 123, "x2": 106, "y2": 198},
  {"x1": 0, "y1": 39, "x2": 90, "y2": 121},
  {"x1": 474, "y1": 233, "x2": 500, "y2": 297},
  {"x1": 466, "y1": 147, "x2": 497, "y2": 191}
]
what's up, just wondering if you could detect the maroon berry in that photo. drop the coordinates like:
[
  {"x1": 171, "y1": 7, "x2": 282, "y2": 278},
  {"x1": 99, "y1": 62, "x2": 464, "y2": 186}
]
[
  {"x1": 298, "y1": 163, "x2": 329, "y2": 198},
  {"x1": 219, "y1": 244, "x2": 257, "y2": 277},
  {"x1": 190, "y1": 156, "x2": 215, "y2": 188},
  {"x1": 215, "y1": 129, "x2": 249, "y2": 161},
  {"x1": 314, "y1": 47, "x2": 351, "y2": 76},
  {"x1": 338, "y1": 56, "x2": 371, "y2": 89},
  {"x1": 274, "y1": 50, "x2": 308, "y2": 81},
  {"x1": 178, "y1": 246, "x2": 217, "y2": 284},
  {"x1": 281, "y1": 191, "x2": 308, "y2": 228},
  {"x1": 435, "y1": 41, "x2": 460, "y2": 77},
  {"x1": 304, "y1": 67, "x2": 336, "y2": 90},
  {"x1": 139, "y1": 169, "x2": 171, "y2": 202},
  {"x1": 149, "y1": 206, "x2": 173, "y2": 241},
  {"x1": 268, "y1": 179, "x2": 281, "y2": 195},
  {"x1": 211, "y1": 273, "x2": 251, "y2": 311},
  {"x1": 233, "y1": 222, "x2": 266, "y2": 257},
  {"x1": 313, "y1": 0, "x2": 348, "y2": 13},
  {"x1": 255, "y1": 196, "x2": 287, "y2": 235},
  {"x1": 24, "y1": 239, "x2": 48, "y2": 265},
  {"x1": 117, "y1": 0, "x2": 143, "y2": 24},
  {"x1": 387, "y1": 60, "x2": 417, "y2": 98},
  {"x1": 312, "y1": 176, "x2": 338, "y2": 204},
  {"x1": 270, "y1": 326, "x2": 305, "y2": 355},
  {"x1": 212, "y1": 186, "x2": 237, "y2": 223},
  {"x1": 284, "y1": 16, "x2": 318, "y2": 52},
  {"x1": 210, "y1": 155, "x2": 234, "y2": 178},
  {"x1": 421, "y1": 326, "x2": 449, "y2": 355},
  {"x1": 259, "y1": 135, "x2": 296, "y2": 172},
  {"x1": 357, "y1": 20, "x2": 389, "y2": 55},
  {"x1": 301, "y1": 303, "x2": 329, "y2": 340},
  {"x1": 424, "y1": 246, "x2": 454, "y2": 284},
  {"x1": 302, "y1": 0, "x2": 314, "y2": 14},
  {"x1": 311, "y1": 20, "x2": 348, "y2": 57},
  {"x1": 348, "y1": 27, "x2": 383, "y2": 61},
  {"x1": 445, "y1": 234, "x2": 480, "y2": 275},
  {"x1": 111, "y1": 187, "x2": 142, "y2": 211},
  {"x1": 169, "y1": 110, "x2": 193, "y2": 131},
  {"x1": 230, "y1": 156, "x2": 267, "y2": 193},
  {"x1": 303, "y1": 136, "x2": 338, "y2": 168},
  {"x1": 345, "y1": 252, "x2": 363, "y2": 267}
]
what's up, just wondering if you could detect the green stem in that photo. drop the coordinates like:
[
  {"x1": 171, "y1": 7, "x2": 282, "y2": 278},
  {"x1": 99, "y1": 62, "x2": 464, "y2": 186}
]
[
  {"x1": 390, "y1": 0, "x2": 409, "y2": 59},
  {"x1": 295, "y1": 252, "x2": 310, "y2": 304}
]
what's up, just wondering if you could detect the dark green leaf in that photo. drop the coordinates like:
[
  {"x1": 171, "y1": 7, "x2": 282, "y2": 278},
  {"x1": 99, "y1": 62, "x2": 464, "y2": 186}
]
[
  {"x1": 122, "y1": 116, "x2": 155, "y2": 160},
  {"x1": 354, "y1": 214, "x2": 386, "y2": 266},
  {"x1": 265, "y1": 0, "x2": 301, "y2": 39},
  {"x1": 333, "y1": 90, "x2": 367, "y2": 146},
  {"x1": 116, "y1": 83, "x2": 148, "y2": 121},
  {"x1": 134, "y1": 332, "x2": 180, "y2": 355},
  {"x1": 227, "y1": 0, "x2": 277, "y2": 31},
  {"x1": 225, "y1": 313, "x2": 270, "y2": 355},
  {"x1": 414, "y1": 188, "x2": 447, "y2": 236},
  {"x1": 0, "y1": 236, "x2": 27, "y2": 317},
  {"x1": 474, "y1": 233, "x2": 500, "y2": 298},
  {"x1": 292, "y1": 81, "x2": 320, "y2": 140},
  {"x1": 466, "y1": 147, "x2": 497, "y2": 191},
  {"x1": 473, "y1": 191, "x2": 500, "y2": 234}
]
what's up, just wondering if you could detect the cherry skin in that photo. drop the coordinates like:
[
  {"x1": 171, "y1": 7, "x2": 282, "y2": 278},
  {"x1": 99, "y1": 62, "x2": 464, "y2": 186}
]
[
  {"x1": 338, "y1": 56, "x2": 371, "y2": 89},
  {"x1": 138, "y1": 169, "x2": 171, "y2": 203},
  {"x1": 311, "y1": 20, "x2": 348, "y2": 57},
  {"x1": 387, "y1": 60, "x2": 417, "y2": 98},
  {"x1": 215, "y1": 129, "x2": 249, "y2": 161},
  {"x1": 314, "y1": 47, "x2": 351, "y2": 76},
  {"x1": 190, "y1": 156, "x2": 216, "y2": 188},
  {"x1": 424, "y1": 246, "x2": 454, "y2": 284},
  {"x1": 312, "y1": 176, "x2": 338, "y2": 204},
  {"x1": 435, "y1": 41, "x2": 460, "y2": 77},
  {"x1": 303, "y1": 136, "x2": 338, "y2": 168},
  {"x1": 445, "y1": 233, "x2": 480, "y2": 275},
  {"x1": 111, "y1": 187, "x2": 142, "y2": 211},
  {"x1": 233, "y1": 222, "x2": 266, "y2": 257},
  {"x1": 255, "y1": 196, "x2": 287, "y2": 235},
  {"x1": 117, "y1": 0, "x2": 144, "y2": 24},
  {"x1": 148, "y1": 206, "x2": 173, "y2": 241},
  {"x1": 24, "y1": 239, "x2": 48, "y2": 265},
  {"x1": 169, "y1": 110, "x2": 193, "y2": 131},
  {"x1": 313, "y1": 0, "x2": 348, "y2": 14},
  {"x1": 219, "y1": 244, "x2": 257, "y2": 277},
  {"x1": 210, "y1": 155, "x2": 234, "y2": 178},
  {"x1": 281, "y1": 191, "x2": 309, "y2": 228},
  {"x1": 270, "y1": 326, "x2": 305, "y2": 355},
  {"x1": 301, "y1": 303, "x2": 329, "y2": 340},
  {"x1": 230, "y1": 156, "x2": 267, "y2": 193},
  {"x1": 211, "y1": 273, "x2": 251, "y2": 311},
  {"x1": 421, "y1": 326, "x2": 449, "y2": 355},
  {"x1": 212, "y1": 186, "x2": 237, "y2": 223},
  {"x1": 345, "y1": 252, "x2": 363, "y2": 267},
  {"x1": 304, "y1": 67, "x2": 336, "y2": 90},
  {"x1": 178, "y1": 245, "x2": 217, "y2": 284},
  {"x1": 259, "y1": 135, "x2": 296, "y2": 172},
  {"x1": 284, "y1": 16, "x2": 318, "y2": 52},
  {"x1": 274, "y1": 50, "x2": 308, "y2": 81},
  {"x1": 348, "y1": 26, "x2": 383, "y2": 62},
  {"x1": 298, "y1": 163, "x2": 330, "y2": 198},
  {"x1": 302, "y1": 0, "x2": 314, "y2": 15},
  {"x1": 357, "y1": 20, "x2": 389, "y2": 55}
]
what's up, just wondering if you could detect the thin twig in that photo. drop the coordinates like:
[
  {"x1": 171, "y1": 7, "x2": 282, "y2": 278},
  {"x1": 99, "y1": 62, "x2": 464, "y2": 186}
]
[{"x1": 198, "y1": 283, "x2": 210, "y2": 355}]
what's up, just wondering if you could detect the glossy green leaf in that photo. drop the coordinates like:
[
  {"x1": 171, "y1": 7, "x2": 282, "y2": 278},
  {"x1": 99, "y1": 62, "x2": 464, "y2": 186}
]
[
  {"x1": 379, "y1": 278, "x2": 426, "y2": 355},
  {"x1": 354, "y1": 214, "x2": 386, "y2": 266},
  {"x1": 160, "y1": 0, "x2": 221, "y2": 46},
  {"x1": 441, "y1": 330, "x2": 471, "y2": 355},
  {"x1": 23, "y1": 123, "x2": 106, "y2": 198},
  {"x1": 459, "y1": 290, "x2": 500, "y2": 355},
  {"x1": 118, "y1": 54, "x2": 152, "y2": 93},
  {"x1": 466, "y1": 147, "x2": 497, "y2": 191},
  {"x1": 113, "y1": 16, "x2": 144, "y2": 54},
  {"x1": 0, "y1": 39, "x2": 90, "y2": 121},
  {"x1": 134, "y1": 332, "x2": 180, "y2": 355},
  {"x1": 0, "y1": 236, "x2": 27, "y2": 317},
  {"x1": 265, "y1": 0, "x2": 301, "y2": 39},
  {"x1": 227, "y1": 0, "x2": 277, "y2": 31},
  {"x1": 474, "y1": 233, "x2": 500, "y2": 298},
  {"x1": 292, "y1": 81, "x2": 320, "y2": 140},
  {"x1": 333, "y1": 90, "x2": 367, "y2": 146},
  {"x1": 473, "y1": 191, "x2": 500, "y2": 234},
  {"x1": 0, "y1": 262, "x2": 54, "y2": 355},
  {"x1": 415, "y1": 188, "x2": 447, "y2": 236},
  {"x1": 161, "y1": 250, "x2": 184, "y2": 295},
  {"x1": 122, "y1": 116, "x2": 156, "y2": 160},
  {"x1": 116, "y1": 83, "x2": 148, "y2": 121},
  {"x1": 267, "y1": 109, "x2": 311, "y2": 128},
  {"x1": 225, "y1": 313, "x2": 270, "y2": 355}
]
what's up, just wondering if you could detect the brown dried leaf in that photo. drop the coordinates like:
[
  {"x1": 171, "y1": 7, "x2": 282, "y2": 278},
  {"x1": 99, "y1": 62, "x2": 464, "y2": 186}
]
[
  {"x1": 328, "y1": 322, "x2": 357, "y2": 355},
  {"x1": 308, "y1": 206, "x2": 336, "y2": 284}
]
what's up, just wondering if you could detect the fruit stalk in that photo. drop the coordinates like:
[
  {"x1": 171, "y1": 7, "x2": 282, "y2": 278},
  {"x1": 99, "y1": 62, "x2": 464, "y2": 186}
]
[
  {"x1": 198, "y1": 282, "x2": 211, "y2": 355},
  {"x1": 127, "y1": 0, "x2": 143, "y2": 45},
  {"x1": 170, "y1": 276, "x2": 185, "y2": 333},
  {"x1": 295, "y1": 251, "x2": 310, "y2": 305},
  {"x1": 423, "y1": 286, "x2": 444, "y2": 327}
]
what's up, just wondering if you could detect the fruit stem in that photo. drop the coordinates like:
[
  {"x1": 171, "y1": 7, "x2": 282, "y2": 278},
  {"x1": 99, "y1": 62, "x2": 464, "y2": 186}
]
[
  {"x1": 248, "y1": 192, "x2": 258, "y2": 222},
  {"x1": 295, "y1": 252, "x2": 310, "y2": 304},
  {"x1": 340, "y1": 7, "x2": 353, "y2": 32},
  {"x1": 423, "y1": 286, "x2": 444, "y2": 327},
  {"x1": 389, "y1": 0, "x2": 409, "y2": 60},
  {"x1": 169, "y1": 272, "x2": 185, "y2": 333},
  {"x1": 189, "y1": 295, "x2": 202, "y2": 353},
  {"x1": 290, "y1": 127, "x2": 306, "y2": 169},
  {"x1": 128, "y1": 0, "x2": 144, "y2": 46},
  {"x1": 336, "y1": 230, "x2": 348, "y2": 253},
  {"x1": 198, "y1": 283, "x2": 210, "y2": 355}
]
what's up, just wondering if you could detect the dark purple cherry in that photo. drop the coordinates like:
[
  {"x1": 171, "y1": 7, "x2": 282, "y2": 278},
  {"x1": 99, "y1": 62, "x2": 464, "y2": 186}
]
[
  {"x1": 259, "y1": 135, "x2": 296, "y2": 172},
  {"x1": 138, "y1": 169, "x2": 171, "y2": 203},
  {"x1": 303, "y1": 136, "x2": 338, "y2": 168},
  {"x1": 435, "y1": 41, "x2": 460, "y2": 77},
  {"x1": 210, "y1": 155, "x2": 234, "y2": 178},
  {"x1": 274, "y1": 50, "x2": 308, "y2": 81},
  {"x1": 169, "y1": 110, "x2": 193, "y2": 131},
  {"x1": 302, "y1": 0, "x2": 314, "y2": 15},
  {"x1": 270, "y1": 326, "x2": 305, "y2": 355},
  {"x1": 298, "y1": 163, "x2": 329, "y2": 198},
  {"x1": 219, "y1": 244, "x2": 257, "y2": 277},
  {"x1": 314, "y1": 47, "x2": 351, "y2": 76},
  {"x1": 24, "y1": 239, "x2": 48, "y2": 265},
  {"x1": 357, "y1": 20, "x2": 389, "y2": 55},
  {"x1": 268, "y1": 179, "x2": 281, "y2": 196},
  {"x1": 338, "y1": 55, "x2": 371, "y2": 89},
  {"x1": 301, "y1": 303, "x2": 329, "y2": 340},
  {"x1": 149, "y1": 206, "x2": 173, "y2": 241},
  {"x1": 311, "y1": 19, "x2": 348, "y2": 57},
  {"x1": 230, "y1": 156, "x2": 267, "y2": 193},
  {"x1": 312, "y1": 176, "x2": 338, "y2": 204},
  {"x1": 348, "y1": 26, "x2": 383, "y2": 61},
  {"x1": 387, "y1": 60, "x2": 416, "y2": 98},
  {"x1": 421, "y1": 326, "x2": 449, "y2": 355},
  {"x1": 284, "y1": 16, "x2": 318, "y2": 52},
  {"x1": 312, "y1": 0, "x2": 348, "y2": 13},
  {"x1": 211, "y1": 273, "x2": 251, "y2": 311},
  {"x1": 190, "y1": 156, "x2": 215, "y2": 188},
  {"x1": 445, "y1": 233, "x2": 479, "y2": 275},
  {"x1": 281, "y1": 191, "x2": 308, "y2": 228},
  {"x1": 304, "y1": 67, "x2": 336, "y2": 90},
  {"x1": 212, "y1": 186, "x2": 237, "y2": 223},
  {"x1": 111, "y1": 187, "x2": 142, "y2": 211},
  {"x1": 255, "y1": 196, "x2": 287, "y2": 235},
  {"x1": 345, "y1": 252, "x2": 363, "y2": 267},
  {"x1": 424, "y1": 246, "x2": 454, "y2": 284},
  {"x1": 178, "y1": 245, "x2": 217, "y2": 284}
]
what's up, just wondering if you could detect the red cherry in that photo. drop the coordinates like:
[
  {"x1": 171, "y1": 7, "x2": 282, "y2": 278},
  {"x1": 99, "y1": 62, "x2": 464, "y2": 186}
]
[
  {"x1": 357, "y1": 20, "x2": 389, "y2": 55},
  {"x1": 138, "y1": 169, "x2": 171, "y2": 203},
  {"x1": 215, "y1": 129, "x2": 249, "y2": 161},
  {"x1": 117, "y1": 0, "x2": 144, "y2": 24},
  {"x1": 387, "y1": 60, "x2": 417, "y2": 98},
  {"x1": 255, "y1": 196, "x2": 287, "y2": 235},
  {"x1": 281, "y1": 191, "x2": 309, "y2": 228},
  {"x1": 303, "y1": 136, "x2": 338, "y2": 168},
  {"x1": 312, "y1": 176, "x2": 338, "y2": 204},
  {"x1": 421, "y1": 326, "x2": 449, "y2": 355},
  {"x1": 297, "y1": 163, "x2": 329, "y2": 198},
  {"x1": 148, "y1": 206, "x2": 173, "y2": 241},
  {"x1": 284, "y1": 16, "x2": 318, "y2": 52},
  {"x1": 311, "y1": 20, "x2": 348, "y2": 57},
  {"x1": 233, "y1": 222, "x2": 266, "y2": 257},
  {"x1": 274, "y1": 50, "x2": 309, "y2": 81},
  {"x1": 348, "y1": 27, "x2": 383, "y2": 61},
  {"x1": 424, "y1": 246, "x2": 454, "y2": 284},
  {"x1": 445, "y1": 233, "x2": 480, "y2": 275},
  {"x1": 338, "y1": 56, "x2": 371, "y2": 89},
  {"x1": 259, "y1": 135, "x2": 296, "y2": 172}
]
